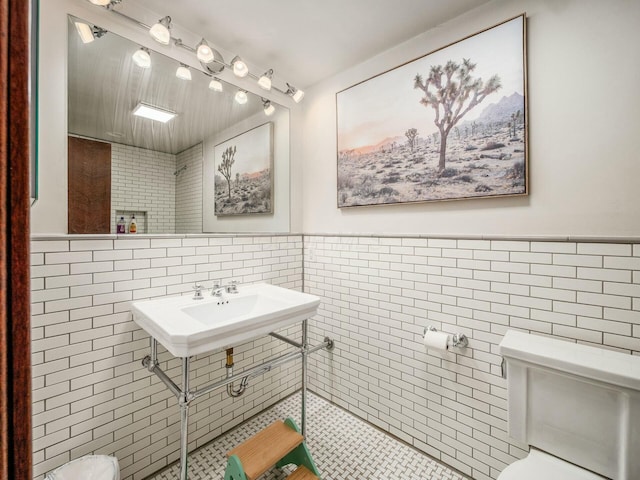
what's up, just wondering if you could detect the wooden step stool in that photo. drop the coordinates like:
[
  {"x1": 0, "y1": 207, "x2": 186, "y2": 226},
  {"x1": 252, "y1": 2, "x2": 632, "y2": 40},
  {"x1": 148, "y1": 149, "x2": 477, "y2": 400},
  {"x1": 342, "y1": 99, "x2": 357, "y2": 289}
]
[{"x1": 224, "y1": 418, "x2": 321, "y2": 480}]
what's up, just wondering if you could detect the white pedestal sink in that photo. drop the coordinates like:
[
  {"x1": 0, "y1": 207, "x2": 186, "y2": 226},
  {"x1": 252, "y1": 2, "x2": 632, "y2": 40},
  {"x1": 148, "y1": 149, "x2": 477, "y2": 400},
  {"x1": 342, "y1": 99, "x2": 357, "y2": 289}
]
[
  {"x1": 131, "y1": 282, "x2": 330, "y2": 480},
  {"x1": 131, "y1": 283, "x2": 320, "y2": 357}
]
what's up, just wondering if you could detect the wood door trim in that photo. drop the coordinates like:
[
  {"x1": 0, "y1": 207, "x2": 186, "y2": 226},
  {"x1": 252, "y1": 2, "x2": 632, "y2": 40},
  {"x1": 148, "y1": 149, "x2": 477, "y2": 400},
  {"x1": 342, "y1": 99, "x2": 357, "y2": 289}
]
[{"x1": 1, "y1": 0, "x2": 33, "y2": 479}]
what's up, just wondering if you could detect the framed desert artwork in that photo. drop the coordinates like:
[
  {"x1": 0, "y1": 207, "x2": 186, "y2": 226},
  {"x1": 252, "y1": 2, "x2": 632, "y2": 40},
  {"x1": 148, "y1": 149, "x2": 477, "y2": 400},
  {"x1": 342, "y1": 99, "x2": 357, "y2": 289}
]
[
  {"x1": 205, "y1": 122, "x2": 274, "y2": 218},
  {"x1": 336, "y1": 14, "x2": 527, "y2": 208}
]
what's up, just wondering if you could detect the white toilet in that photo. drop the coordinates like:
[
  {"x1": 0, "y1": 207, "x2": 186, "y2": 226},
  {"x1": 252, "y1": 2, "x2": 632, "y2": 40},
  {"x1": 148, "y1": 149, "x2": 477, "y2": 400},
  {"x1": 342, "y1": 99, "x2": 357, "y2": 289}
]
[{"x1": 498, "y1": 330, "x2": 640, "y2": 480}]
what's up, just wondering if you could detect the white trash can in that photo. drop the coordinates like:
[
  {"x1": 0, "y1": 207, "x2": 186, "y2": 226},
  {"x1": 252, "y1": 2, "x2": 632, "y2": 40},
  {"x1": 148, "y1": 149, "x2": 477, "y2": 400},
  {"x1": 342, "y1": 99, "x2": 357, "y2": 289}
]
[{"x1": 45, "y1": 455, "x2": 120, "y2": 480}]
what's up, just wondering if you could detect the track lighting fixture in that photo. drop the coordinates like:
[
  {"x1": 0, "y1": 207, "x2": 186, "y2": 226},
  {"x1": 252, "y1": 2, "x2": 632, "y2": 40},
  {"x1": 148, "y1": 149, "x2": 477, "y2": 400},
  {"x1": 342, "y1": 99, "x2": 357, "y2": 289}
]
[
  {"x1": 286, "y1": 83, "x2": 305, "y2": 103},
  {"x1": 196, "y1": 38, "x2": 214, "y2": 64},
  {"x1": 74, "y1": 21, "x2": 107, "y2": 44},
  {"x1": 258, "y1": 69, "x2": 273, "y2": 91},
  {"x1": 176, "y1": 64, "x2": 192, "y2": 80},
  {"x1": 87, "y1": 2, "x2": 305, "y2": 103},
  {"x1": 262, "y1": 99, "x2": 275, "y2": 116},
  {"x1": 235, "y1": 90, "x2": 248, "y2": 105},
  {"x1": 208, "y1": 78, "x2": 223, "y2": 92},
  {"x1": 149, "y1": 16, "x2": 172, "y2": 45},
  {"x1": 199, "y1": 47, "x2": 225, "y2": 75},
  {"x1": 132, "y1": 47, "x2": 151, "y2": 68},
  {"x1": 231, "y1": 56, "x2": 249, "y2": 78}
]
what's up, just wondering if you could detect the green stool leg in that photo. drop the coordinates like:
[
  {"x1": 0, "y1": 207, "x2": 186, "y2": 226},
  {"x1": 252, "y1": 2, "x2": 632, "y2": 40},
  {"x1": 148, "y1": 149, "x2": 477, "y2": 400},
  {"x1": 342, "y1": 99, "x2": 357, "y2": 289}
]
[
  {"x1": 224, "y1": 454, "x2": 248, "y2": 480},
  {"x1": 275, "y1": 418, "x2": 322, "y2": 479}
]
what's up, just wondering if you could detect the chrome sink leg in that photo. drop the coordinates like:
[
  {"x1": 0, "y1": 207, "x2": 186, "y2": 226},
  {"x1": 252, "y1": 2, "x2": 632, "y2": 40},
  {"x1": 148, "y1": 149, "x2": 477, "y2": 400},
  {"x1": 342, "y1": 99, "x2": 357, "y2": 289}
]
[
  {"x1": 179, "y1": 357, "x2": 190, "y2": 480},
  {"x1": 151, "y1": 337, "x2": 158, "y2": 367},
  {"x1": 301, "y1": 319, "x2": 308, "y2": 437}
]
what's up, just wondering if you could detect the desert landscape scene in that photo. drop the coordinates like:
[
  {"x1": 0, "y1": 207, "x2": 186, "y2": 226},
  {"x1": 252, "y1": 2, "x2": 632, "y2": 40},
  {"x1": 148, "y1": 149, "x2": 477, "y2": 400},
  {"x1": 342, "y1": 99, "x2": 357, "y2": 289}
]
[
  {"x1": 214, "y1": 167, "x2": 272, "y2": 215},
  {"x1": 337, "y1": 92, "x2": 526, "y2": 207}
]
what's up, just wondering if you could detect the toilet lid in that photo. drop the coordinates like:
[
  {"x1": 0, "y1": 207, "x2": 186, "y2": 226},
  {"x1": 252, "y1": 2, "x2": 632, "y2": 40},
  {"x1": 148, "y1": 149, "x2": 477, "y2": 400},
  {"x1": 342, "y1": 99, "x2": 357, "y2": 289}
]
[{"x1": 498, "y1": 449, "x2": 606, "y2": 480}]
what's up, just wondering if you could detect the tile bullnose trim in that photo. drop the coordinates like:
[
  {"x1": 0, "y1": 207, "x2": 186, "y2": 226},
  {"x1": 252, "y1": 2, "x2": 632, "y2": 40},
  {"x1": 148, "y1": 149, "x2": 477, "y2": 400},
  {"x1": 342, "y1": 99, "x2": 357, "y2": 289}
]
[
  {"x1": 31, "y1": 233, "x2": 639, "y2": 243},
  {"x1": 30, "y1": 232, "x2": 301, "y2": 241},
  {"x1": 302, "y1": 232, "x2": 640, "y2": 243}
]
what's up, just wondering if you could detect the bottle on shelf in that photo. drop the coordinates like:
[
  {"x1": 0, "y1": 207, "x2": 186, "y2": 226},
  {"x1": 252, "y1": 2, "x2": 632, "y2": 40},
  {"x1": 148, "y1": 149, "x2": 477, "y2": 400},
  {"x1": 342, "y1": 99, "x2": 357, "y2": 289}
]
[
  {"x1": 116, "y1": 216, "x2": 126, "y2": 234},
  {"x1": 128, "y1": 214, "x2": 137, "y2": 234}
]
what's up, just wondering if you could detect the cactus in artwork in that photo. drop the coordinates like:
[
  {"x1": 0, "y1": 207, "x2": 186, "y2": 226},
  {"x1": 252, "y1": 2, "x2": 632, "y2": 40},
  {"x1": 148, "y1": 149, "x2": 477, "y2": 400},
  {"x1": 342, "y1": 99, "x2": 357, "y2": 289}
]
[
  {"x1": 415, "y1": 58, "x2": 501, "y2": 171},
  {"x1": 218, "y1": 145, "x2": 236, "y2": 200},
  {"x1": 405, "y1": 128, "x2": 418, "y2": 152}
]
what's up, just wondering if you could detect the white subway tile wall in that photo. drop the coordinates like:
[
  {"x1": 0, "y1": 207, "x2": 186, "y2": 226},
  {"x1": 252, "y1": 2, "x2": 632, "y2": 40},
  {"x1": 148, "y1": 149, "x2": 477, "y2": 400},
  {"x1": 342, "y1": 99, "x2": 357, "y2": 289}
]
[
  {"x1": 175, "y1": 143, "x2": 203, "y2": 234},
  {"x1": 31, "y1": 234, "x2": 640, "y2": 480},
  {"x1": 304, "y1": 236, "x2": 640, "y2": 480},
  {"x1": 31, "y1": 235, "x2": 304, "y2": 480},
  {"x1": 111, "y1": 144, "x2": 176, "y2": 234}
]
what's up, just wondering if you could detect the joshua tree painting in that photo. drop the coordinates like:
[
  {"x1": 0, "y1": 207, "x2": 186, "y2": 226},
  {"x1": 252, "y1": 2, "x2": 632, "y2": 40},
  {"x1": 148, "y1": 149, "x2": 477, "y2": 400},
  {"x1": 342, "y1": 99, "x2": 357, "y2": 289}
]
[
  {"x1": 336, "y1": 15, "x2": 527, "y2": 207},
  {"x1": 207, "y1": 122, "x2": 273, "y2": 216}
]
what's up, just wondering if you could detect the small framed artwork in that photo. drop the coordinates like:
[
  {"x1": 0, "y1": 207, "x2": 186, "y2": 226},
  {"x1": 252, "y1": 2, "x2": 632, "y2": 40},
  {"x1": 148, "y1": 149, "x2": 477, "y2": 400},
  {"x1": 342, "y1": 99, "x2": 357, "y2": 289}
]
[
  {"x1": 207, "y1": 122, "x2": 274, "y2": 217},
  {"x1": 336, "y1": 14, "x2": 527, "y2": 208}
]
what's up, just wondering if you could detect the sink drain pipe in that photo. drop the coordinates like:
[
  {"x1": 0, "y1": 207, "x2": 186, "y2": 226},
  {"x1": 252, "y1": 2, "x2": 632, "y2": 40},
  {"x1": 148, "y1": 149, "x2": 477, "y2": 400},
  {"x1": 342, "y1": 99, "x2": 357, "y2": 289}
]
[{"x1": 225, "y1": 348, "x2": 248, "y2": 398}]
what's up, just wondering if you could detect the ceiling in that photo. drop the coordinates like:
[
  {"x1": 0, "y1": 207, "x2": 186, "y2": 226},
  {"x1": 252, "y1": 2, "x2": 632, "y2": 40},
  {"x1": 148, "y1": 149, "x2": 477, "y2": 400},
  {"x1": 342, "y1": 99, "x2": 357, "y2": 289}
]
[
  {"x1": 133, "y1": 0, "x2": 492, "y2": 89},
  {"x1": 68, "y1": 17, "x2": 265, "y2": 154}
]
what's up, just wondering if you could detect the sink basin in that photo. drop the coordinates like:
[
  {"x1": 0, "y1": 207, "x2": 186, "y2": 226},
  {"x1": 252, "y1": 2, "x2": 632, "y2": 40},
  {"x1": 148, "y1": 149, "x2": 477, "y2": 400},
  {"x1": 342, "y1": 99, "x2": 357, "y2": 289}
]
[{"x1": 131, "y1": 283, "x2": 320, "y2": 357}]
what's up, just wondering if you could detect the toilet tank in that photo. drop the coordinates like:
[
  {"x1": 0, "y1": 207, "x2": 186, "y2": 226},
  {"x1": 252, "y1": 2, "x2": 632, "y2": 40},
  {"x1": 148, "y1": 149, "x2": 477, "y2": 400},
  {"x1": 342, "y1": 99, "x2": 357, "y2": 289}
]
[{"x1": 499, "y1": 330, "x2": 640, "y2": 480}]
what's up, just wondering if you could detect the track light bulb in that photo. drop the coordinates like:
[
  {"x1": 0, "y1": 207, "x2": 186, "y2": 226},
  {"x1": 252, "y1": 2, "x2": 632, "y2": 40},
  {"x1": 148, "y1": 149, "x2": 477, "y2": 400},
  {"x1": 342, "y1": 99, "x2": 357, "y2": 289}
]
[
  {"x1": 258, "y1": 69, "x2": 273, "y2": 91},
  {"x1": 209, "y1": 78, "x2": 223, "y2": 92},
  {"x1": 292, "y1": 89, "x2": 305, "y2": 103},
  {"x1": 231, "y1": 56, "x2": 248, "y2": 78},
  {"x1": 286, "y1": 83, "x2": 305, "y2": 103},
  {"x1": 262, "y1": 99, "x2": 275, "y2": 116},
  {"x1": 89, "y1": 0, "x2": 111, "y2": 5},
  {"x1": 196, "y1": 38, "x2": 214, "y2": 63},
  {"x1": 75, "y1": 21, "x2": 95, "y2": 43},
  {"x1": 176, "y1": 64, "x2": 191, "y2": 80},
  {"x1": 132, "y1": 47, "x2": 151, "y2": 68},
  {"x1": 235, "y1": 90, "x2": 248, "y2": 105},
  {"x1": 150, "y1": 16, "x2": 172, "y2": 45}
]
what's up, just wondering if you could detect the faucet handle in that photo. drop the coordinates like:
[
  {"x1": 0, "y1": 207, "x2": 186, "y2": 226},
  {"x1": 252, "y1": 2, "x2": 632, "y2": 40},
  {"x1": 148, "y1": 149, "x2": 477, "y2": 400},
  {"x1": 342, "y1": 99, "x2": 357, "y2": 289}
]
[
  {"x1": 192, "y1": 283, "x2": 204, "y2": 300},
  {"x1": 226, "y1": 280, "x2": 239, "y2": 294}
]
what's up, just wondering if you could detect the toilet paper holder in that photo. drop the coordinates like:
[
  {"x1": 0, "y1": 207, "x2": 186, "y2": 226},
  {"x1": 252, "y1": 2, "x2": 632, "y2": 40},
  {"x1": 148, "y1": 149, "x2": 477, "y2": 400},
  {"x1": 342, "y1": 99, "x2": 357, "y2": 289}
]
[{"x1": 424, "y1": 326, "x2": 469, "y2": 348}]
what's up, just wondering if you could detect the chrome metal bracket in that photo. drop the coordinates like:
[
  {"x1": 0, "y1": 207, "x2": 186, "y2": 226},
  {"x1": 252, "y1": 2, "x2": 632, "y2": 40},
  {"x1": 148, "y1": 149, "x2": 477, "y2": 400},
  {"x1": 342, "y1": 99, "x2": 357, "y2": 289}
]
[{"x1": 424, "y1": 326, "x2": 469, "y2": 348}]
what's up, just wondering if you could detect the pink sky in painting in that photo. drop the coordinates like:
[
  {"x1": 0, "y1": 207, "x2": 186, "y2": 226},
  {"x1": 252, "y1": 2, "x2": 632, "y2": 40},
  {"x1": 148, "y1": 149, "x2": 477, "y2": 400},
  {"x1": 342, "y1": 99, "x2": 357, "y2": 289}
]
[{"x1": 337, "y1": 17, "x2": 524, "y2": 152}]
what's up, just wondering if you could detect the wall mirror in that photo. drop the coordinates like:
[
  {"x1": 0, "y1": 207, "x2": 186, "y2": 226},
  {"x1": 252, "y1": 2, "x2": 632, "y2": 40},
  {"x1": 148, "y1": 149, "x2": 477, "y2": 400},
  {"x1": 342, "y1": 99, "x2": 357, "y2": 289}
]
[{"x1": 67, "y1": 15, "x2": 290, "y2": 234}]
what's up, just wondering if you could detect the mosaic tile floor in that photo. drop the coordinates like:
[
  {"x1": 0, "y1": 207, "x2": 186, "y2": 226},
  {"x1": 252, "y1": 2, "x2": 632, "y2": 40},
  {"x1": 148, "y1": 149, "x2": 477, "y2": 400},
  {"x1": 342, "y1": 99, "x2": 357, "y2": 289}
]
[{"x1": 150, "y1": 392, "x2": 468, "y2": 480}]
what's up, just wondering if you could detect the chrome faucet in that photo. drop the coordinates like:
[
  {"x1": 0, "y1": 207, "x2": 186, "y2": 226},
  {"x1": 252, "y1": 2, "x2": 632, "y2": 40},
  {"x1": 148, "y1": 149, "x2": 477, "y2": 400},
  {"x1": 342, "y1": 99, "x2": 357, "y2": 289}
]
[
  {"x1": 211, "y1": 283, "x2": 229, "y2": 304},
  {"x1": 211, "y1": 283, "x2": 225, "y2": 297}
]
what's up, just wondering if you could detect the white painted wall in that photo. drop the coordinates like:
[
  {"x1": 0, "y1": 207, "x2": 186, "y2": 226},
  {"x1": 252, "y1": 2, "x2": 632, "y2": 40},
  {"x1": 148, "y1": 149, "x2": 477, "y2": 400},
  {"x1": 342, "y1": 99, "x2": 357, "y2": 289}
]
[{"x1": 300, "y1": 0, "x2": 640, "y2": 237}]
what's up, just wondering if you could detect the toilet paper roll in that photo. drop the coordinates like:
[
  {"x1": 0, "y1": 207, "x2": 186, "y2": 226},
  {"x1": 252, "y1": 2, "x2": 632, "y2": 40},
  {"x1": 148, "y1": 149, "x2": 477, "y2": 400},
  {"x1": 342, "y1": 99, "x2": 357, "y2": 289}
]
[{"x1": 423, "y1": 330, "x2": 449, "y2": 351}]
